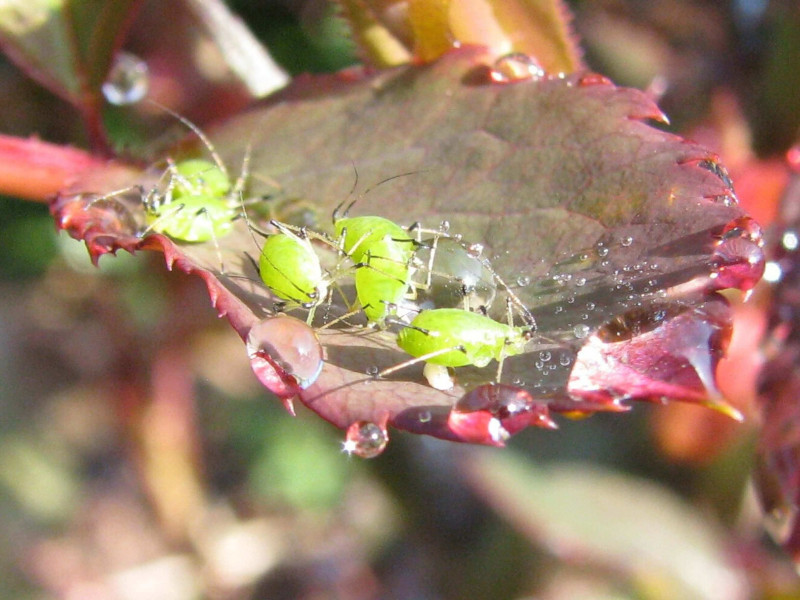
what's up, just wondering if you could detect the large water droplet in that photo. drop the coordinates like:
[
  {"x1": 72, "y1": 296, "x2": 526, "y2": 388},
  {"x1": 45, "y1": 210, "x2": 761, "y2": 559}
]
[
  {"x1": 448, "y1": 384, "x2": 556, "y2": 446},
  {"x1": 343, "y1": 421, "x2": 388, "y2": 458},
  {"x1": 709, "y1": 235, "x2": 765, "y2": 292},
  {"x1": 102, "y1": 52, "x2": 150, "y2": 105},
  {"x1": 595, "y1": 305, "x2": 672, "y2": 343},
  {"x1": 246, "y1": 316, "x2": 323, "y2": 402},
  {"x1": 414, "y1": 237, "x2": 497, "y2": 312},
  {"x1": 489, "y1": 53, "x2": 545, "y2": 83}
]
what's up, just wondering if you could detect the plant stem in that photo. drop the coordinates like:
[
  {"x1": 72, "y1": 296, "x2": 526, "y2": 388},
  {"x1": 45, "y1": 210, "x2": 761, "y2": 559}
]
[{"x1": 0, "y1": 134, "x2": 105, "y2": 203}]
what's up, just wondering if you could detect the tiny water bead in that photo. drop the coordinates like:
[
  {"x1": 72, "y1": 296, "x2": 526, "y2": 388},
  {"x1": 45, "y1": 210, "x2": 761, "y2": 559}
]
[
  {"x1": 572, "y1": 324, "x2": 591, "y2": 339},
  {"x1": 246, "y1": 316, "x2": 324, "y2": 395},
  {"x1": 102, "y1": 52, "x2": 149, "y2": 105},
  {"x1": 448, "y1": 384, "x2": 557, "y2": 446},
  {"x1": 489, "y1": 53, "x2": 546, "y2": 83},
  {"x1": 342, "y1": 421, "x2": 388, "y2": 458}
]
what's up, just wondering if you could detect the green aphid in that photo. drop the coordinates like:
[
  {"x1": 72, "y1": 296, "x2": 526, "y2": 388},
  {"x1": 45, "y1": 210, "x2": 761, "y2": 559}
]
[
  {"x1": 145, "y1": 159, "x2": 237, "y2": 243},
  {"x1": 334, "y1": 215, "x2": 414, "y2": 264},
  {"x1": 258, "y1": 226, "x2": 328, "y2": 306},
  {"x1": 355, "y1": 237, "x2": 414, "y2": 323},
  {"x1": 397, "y1": 308, "x2": 529, "y2": 368},
  {"x1": 171, "y1": 158, "x2": 231, "y2": 199}
]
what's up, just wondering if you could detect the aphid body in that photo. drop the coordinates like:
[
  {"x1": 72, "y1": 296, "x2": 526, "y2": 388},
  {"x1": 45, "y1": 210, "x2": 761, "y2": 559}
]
[
  {"x1": 258, "y1": 225, "x2": 329, "y2": 306},
  {"x1": 335, "y1": 215, "x2": 417, "y2": 324},
  {"x1": 334, "y1": 215, "x2": 413, "y2": 263},
  {"x1": 397, "y1": 308, "x2": 529, "y2": 368},
  {"x1": 145, "y1": 158, "x2": 239, "y2": 242}
]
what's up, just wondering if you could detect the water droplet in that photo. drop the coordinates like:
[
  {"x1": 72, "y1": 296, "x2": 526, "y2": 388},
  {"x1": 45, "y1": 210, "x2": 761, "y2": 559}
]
[
  {"x1": 448, "y1": 384, "x2": 556, "y2": 446},
  {"x1": 539, "y1": 351, "x2": 552, "y2": 362},
  {"x1": 574, "y1": 277, "x2": 586, "y2": 287},
  {"x1": 710, "y1": 235, "x2": 765, "y2": 291},
  {"x1": 343, "y1": 421, "x2": 388, "y2": 459},
  {"x1": 418, "y1": 410, "x2": 432, "y2": 423},
  {"x1": 489, "y1": 53, "x2": 545, "y2": 83},
  {"x1": 595, "y1": 305, "x2": 671, "y2": 343},
  {"x1": 466, "y1": 242, "x2": 484, "y2": 258},
  {"x1": 585, "y1": 302, "x2": 596, "y2": 311},
  {"x1": 440, "y1": 220, "x2": 451, "y2": 232},
  {"x1": 596, "y1": 245, "x2": 609, "y2": 258},
  {"x1": 246, "y1": 315, "x2": 323, "y2": 394},
  {"x1": 102, "y1": 52, "x2": 149, "y2": 105},
  {"x1": 415, "y1": 237, "x2": 497, "y2": 311},
  {"x1": 573, "y1": 324, "x2": 590, "y2": 339},
  {"x1": 621, "y1": 236, "x2": 634, "y2": 247},
  {"x1": 517, "y1": 275, "x2": 531, "y2": 287},
  {"x1": 366, "y1": 365, "x2": 379, "y2": 376},
  {"x1": 782, "y1": 230, "x2": 799, "y2": 251},
  {"x1": 559, "y1": 354, "x2": 572, "y2": 366},
  {"x1": 578, "y1": 73, "x2": 612, "y2": 87},
  {"x1": 712, "y1": 193, "x2": 738, "y2": 206},
  {"x1": 763, "y1": 260, "x2": 783, "y2": 283}
]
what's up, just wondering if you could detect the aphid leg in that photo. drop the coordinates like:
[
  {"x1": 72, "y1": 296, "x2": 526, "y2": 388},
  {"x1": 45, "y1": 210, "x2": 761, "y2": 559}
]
[
  {"x1": 143, "y1": 202, "x2": 228, "y2": 272},
  {"x1": 376, "y1": 345, "x2": 466, "y2": 380},
  {"x1": 472, "y1": 253, "x2": 536, "y2": 328},
  {"x1": 85, "y1": 184, "x2": 146, "y2": 212},
  {"x1": 423, "y1": 363, "x2": 454, "y2": 391}
]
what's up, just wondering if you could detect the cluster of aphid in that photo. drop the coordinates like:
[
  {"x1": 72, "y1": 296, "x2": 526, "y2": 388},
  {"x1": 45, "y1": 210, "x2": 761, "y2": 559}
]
[
  {"x1": 251, "y1": 202, "x2": 537, "y2": 391},
  {"x1": 89, "y1": 109, "x2": 537, "y2": 392}
]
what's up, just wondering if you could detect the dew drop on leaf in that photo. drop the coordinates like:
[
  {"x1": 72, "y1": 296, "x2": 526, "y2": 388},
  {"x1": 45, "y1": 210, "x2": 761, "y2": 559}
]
[
  {"x1": 709, "y1": 234, "x2": 765, "y2": 292},
  {"x1": 573, "y1": 324, "x2": 591, "y2": 339},
  {"x1": 102, "y1": 52, "x2": 150, "y2": 105},
  {"x1": 246, "y1": 315, "x2": 323, "y2": 394},
  {"x1": 343, "y1": 421, "x2": 389, "y2": 459},
  {"x1": 489, "y1": 53, "x2": 546, "y2": 83},
  {"x1": 447, "y1": 384, "x2": 557, "y2": 447}
]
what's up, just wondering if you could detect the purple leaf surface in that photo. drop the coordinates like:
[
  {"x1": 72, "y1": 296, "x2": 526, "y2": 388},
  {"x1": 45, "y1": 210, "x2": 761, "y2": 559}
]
[
  {"x1": 754, "y1": 168, "x2": 800, "y2": 562},
  {"x1": 52, "y1": 47, "x2": 761, "y2": 448}
]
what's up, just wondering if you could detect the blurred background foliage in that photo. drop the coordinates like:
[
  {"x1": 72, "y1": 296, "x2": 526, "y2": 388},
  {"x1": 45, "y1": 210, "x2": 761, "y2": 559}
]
[{"x1": 0, "y1": 1, "x2": 798, "y2": 598}]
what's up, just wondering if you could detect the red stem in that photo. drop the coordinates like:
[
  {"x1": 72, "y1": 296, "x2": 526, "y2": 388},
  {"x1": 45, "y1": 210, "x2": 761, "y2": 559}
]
[{"x1": 0, "y1": 134, "x2": 106, "y2": 203}]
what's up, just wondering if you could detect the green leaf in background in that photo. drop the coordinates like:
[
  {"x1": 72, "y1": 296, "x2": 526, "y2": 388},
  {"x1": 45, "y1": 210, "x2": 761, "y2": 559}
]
[
  {"x1": 461, "y1": 449, "x2": 749, "y2": 600},
  {"x1": 0, "y1": 0, "x2": 138, "y2": 103}
]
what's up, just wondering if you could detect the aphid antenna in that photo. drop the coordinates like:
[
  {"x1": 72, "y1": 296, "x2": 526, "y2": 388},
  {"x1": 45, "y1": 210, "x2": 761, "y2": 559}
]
[
  {"x1": 146, "y1": 99, "x2": 229, "y2": 180},
  {"x1": 231, "y1": 143, "x2": 252, "y2": 199},
  {"x1": 269, "y1": 219, "x2": 342, "y2": 251},
  {"x1": 332, "y1": 164, "x2": 425, "y2": 223},
  {"x1": 376, "y1": 345, "x2": 467, "y2": 380},
  {"x1": 87, "y1": 184, "x2": 146, "y2": 210}
]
